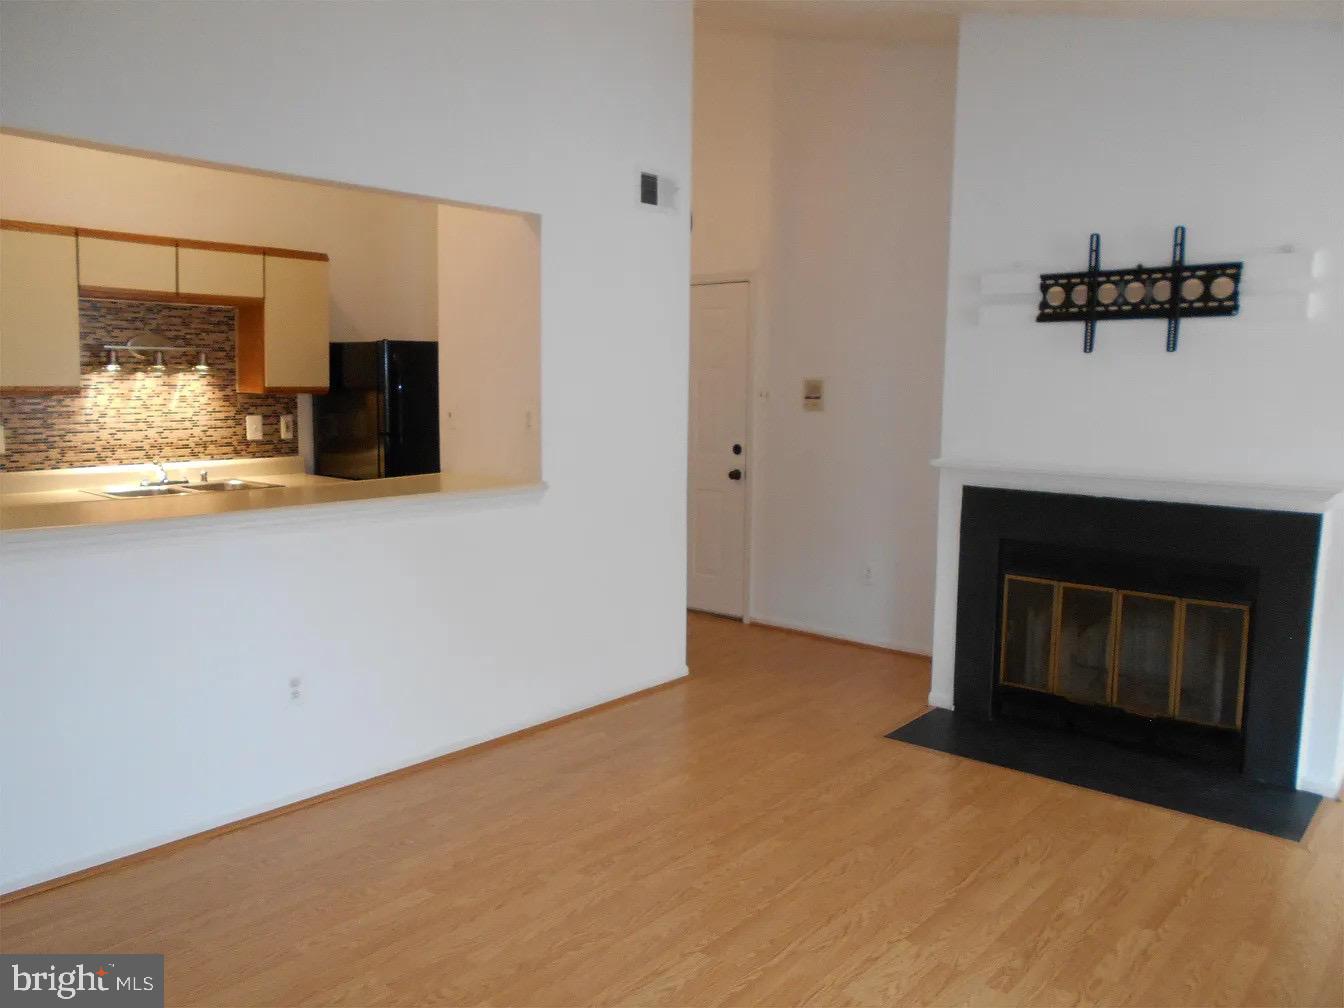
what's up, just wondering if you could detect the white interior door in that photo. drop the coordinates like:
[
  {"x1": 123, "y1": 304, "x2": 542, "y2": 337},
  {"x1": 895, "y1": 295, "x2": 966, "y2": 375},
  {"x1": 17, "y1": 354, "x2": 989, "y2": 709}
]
[{"x1": 688, "y1": 281, "x2": 750, "y2": 617}]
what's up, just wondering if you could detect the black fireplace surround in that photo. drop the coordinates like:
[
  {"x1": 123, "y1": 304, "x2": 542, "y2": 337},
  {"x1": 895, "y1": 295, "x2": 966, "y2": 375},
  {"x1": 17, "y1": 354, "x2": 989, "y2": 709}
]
[{"x1": 953, "y1": 486, "x2": 1321, "y2": 790}]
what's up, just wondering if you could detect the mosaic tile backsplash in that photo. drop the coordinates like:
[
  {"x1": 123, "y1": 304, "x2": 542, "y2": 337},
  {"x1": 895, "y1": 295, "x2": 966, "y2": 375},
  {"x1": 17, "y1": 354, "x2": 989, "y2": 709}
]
[{"x1": 0, "y1": 299, "x2": 299, "y2": 472}]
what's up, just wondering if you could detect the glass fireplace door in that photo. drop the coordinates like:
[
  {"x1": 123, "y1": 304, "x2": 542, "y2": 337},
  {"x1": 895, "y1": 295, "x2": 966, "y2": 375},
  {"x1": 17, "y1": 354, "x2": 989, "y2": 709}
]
[{"x1": 998, "y1": 575, "x2": 1248, "y2": 728}]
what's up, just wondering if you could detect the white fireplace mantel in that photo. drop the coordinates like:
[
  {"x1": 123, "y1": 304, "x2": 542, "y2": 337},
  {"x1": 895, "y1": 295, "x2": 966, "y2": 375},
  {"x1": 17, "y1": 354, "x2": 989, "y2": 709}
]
[{"x1": 932, "y1": 457, "x2": 1344, "y2": 515}]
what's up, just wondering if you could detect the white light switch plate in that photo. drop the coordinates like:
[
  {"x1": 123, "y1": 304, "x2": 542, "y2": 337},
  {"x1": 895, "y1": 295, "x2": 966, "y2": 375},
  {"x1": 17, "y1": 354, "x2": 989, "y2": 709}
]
[
  {"x1": 245, "y1": 415, "x2": 264, "y2": 441},
  {"x1": 279, "y1": 414, "x2": 295, "y2": 440}
]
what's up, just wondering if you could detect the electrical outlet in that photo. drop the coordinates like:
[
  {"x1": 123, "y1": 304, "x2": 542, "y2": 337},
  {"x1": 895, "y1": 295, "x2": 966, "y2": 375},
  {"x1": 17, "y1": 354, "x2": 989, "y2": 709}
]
[
  {"x1": 289, "y1": 676, "x2": 303, "y2": 702},
  {"x1": 862, "y1": 565, "x2": 875, "y2": 586},
  {"x1": 279, "y1": 414, "x2": 295, "y2": 440},
  {"x1": 245, "y1": 414, "x2": 264, "y2": 441}
]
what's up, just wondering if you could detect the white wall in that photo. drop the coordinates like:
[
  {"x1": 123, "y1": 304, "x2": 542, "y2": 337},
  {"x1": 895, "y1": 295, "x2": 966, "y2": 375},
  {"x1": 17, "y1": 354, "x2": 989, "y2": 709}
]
[
  {"x1": 438, "y1": 205, "x2": 542, "y2": 483},
  {"x1": 0, "y1": 0, "x2": 690, "y2": 892},
  {"x1": 940, "y1": 16, "x2": 1344, "y2": 484},
  {"x1": 932, "y1": 15, "x2": 1344, "y2": 794},
  {"x1": 691, "y1": 30, "x2": 776, "y2": 280},
  {"x1": 1303, "y1": 503, "x2": 1344, "y2": 796},
  {"x1": 692, "y1": 28, "x2": 956, "y2": 653}
]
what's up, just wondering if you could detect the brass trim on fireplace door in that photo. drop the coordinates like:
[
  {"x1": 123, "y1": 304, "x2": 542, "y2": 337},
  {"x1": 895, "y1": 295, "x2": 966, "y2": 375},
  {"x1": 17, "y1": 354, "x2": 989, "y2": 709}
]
[
  {"x1": 1048, "y1": 582, "x2": 1063, "y2": 694},
  {"x1": 999, "y1": 575, "x2": 1058, "y2": 694},
  {"x1": 1173, "y1": 598, "x2": 1252, "y2": 730},
  {"x1": 1170, "y1": 601, "x2": 1187, "y2": 718},
  {"x1": 1107, "y1": 589, "x2": 1122, "y2": 706},
  {"x1": 1053, "y1": 582, "x2": 1118, "y2": 704},
  {"x1": 1000, "y1": 573, "x2": 1250, "y2": 731},
  {"x1": 1236, "y1": 601, "x2": 1250, "y2": 728},
  {"x1": 1114, "y1": 589, "x2": 1182, "y2": 720}
]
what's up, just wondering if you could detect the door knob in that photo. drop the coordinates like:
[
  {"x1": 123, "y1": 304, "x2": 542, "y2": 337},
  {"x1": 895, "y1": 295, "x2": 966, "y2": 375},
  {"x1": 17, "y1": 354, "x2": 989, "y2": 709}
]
[
  {"x1": 732, "y1": 443, "x2": 742, "y2": 455},
  {"x1": 728, "y1": 469, "x2": 743, "y2": 481}
]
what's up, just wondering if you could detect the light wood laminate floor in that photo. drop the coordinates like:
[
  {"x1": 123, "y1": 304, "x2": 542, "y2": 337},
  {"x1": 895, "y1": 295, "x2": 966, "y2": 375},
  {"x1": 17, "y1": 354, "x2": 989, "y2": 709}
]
[{"x1": 3, "y1": 613, "x2": 1341, "y2": 1006}]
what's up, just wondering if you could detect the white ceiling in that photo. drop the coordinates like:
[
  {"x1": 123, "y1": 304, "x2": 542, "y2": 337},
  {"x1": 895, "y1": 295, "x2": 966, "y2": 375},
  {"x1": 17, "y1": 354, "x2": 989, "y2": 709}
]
[{"x1": 695, "y1": 0, "x2": 1343, "y2": 45}]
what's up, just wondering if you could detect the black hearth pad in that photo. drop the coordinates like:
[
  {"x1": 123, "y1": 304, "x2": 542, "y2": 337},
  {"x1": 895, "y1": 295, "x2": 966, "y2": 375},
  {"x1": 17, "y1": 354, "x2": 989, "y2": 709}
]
[{"x1": 887, "y1": 709, "x2": 1321, "y2": 841}]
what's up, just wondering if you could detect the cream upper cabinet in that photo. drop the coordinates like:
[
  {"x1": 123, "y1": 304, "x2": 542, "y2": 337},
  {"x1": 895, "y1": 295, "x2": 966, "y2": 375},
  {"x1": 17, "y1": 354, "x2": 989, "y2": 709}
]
[
  {"x1": 2, "y1": 221, "x2": 329, "y2": 395},
  {"x1": 178, "y1": 246, "x2": 263, "y2": 298},
  {"x1": 1, "y1": 228, "x2": 81, "y2": 391},
  {"x1": 261, "y1": 256, "x2": 330, "y2": 390},
  {"x1": 78, "y1": 236, "x2": 176, "y2": 293}
]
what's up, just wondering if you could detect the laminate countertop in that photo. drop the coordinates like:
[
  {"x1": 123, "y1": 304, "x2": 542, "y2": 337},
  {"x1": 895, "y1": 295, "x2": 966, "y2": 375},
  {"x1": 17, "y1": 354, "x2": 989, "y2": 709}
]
[{"x1": 0, "y1": 471, "x2": 539, "y2": 534}]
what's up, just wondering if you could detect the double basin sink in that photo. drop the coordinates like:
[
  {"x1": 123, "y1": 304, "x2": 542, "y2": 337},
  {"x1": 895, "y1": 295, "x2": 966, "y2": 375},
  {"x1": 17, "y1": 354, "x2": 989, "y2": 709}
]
[{"x1": 87, "y1": 479, "x2": 282, "y2": 500}]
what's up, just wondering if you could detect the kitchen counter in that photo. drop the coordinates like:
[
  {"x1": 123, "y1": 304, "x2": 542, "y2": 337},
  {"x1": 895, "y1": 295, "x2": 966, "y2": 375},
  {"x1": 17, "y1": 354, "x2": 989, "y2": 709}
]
[{"x1": 0, "y1": 471, "x2": 542, "y2": 534}]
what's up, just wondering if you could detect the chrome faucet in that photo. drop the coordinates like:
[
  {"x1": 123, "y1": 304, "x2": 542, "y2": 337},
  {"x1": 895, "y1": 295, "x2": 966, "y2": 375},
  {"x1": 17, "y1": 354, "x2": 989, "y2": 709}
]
[{"x1": 140, "y1": 460, "x2": 189, "y2": 487}]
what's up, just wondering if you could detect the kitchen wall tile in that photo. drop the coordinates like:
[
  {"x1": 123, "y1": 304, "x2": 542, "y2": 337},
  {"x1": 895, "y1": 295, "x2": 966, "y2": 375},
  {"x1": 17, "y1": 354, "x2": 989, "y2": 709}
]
[{"x1": 0, "y1": 299, "x2": 299, "y2": 471}]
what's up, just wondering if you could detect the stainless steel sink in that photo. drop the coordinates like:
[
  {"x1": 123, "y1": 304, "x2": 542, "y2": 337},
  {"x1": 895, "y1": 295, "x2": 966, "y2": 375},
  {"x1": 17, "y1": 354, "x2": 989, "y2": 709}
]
[
  {"x1": 186, "y1": 479, "x2": 282, "y2": 493},
  {"x1": 86, "y1": 479, "x2": 283, "y2": 499},
  {"x1": 85, "y1": 485, "x2": 196, "y2": 499}
]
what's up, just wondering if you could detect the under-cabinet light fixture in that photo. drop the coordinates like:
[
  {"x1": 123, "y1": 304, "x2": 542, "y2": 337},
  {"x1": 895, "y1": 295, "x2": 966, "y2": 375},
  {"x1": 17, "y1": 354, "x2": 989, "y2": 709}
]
[{"x1": 101, "y1": 340, "x2": 206, "y2": 373}]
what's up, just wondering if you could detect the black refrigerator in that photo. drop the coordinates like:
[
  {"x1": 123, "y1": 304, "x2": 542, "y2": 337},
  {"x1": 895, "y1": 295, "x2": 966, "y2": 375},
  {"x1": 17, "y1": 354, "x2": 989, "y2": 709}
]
[{"x1": 314, "y1": 340, "x2": 439, "y2": 480}]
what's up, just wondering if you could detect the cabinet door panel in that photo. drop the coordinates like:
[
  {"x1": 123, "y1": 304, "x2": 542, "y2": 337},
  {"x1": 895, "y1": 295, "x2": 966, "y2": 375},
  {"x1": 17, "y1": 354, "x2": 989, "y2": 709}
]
[
  {"x1": 262, "y1": 256, "x2": 329, "y2": 390},
  {"x1": 1, "y1": 229, "x2": 81, "y2": 390},
  {"x1": 178, "y1": 247, "x2": 263, "y2": 298},
  {"x1": 78, "y1": 236, "x2": 176, "y2": 293}
]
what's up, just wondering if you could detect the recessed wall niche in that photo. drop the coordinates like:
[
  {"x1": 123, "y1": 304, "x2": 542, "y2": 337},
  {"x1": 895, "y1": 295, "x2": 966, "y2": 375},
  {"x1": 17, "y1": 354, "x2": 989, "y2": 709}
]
[{"x1": 0, "y1": 299, "x2": 297, "y2": 471}]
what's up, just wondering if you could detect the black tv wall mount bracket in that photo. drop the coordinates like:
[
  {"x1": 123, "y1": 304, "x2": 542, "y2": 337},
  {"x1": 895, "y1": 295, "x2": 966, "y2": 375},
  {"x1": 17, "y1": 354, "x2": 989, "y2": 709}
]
[{"x1": 1036, "y1": 226, "x2": 1242, "y2": 353}]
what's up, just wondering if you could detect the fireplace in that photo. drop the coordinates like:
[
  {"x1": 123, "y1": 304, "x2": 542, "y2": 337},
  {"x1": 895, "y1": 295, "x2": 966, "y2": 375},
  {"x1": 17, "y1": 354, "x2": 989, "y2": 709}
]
[
  {"x1": 891, "y1": 484, "x2": 1325, "y2": 839},
  {"x1": 954, "y1": 486, "x2": 1319, "y2": 788}
]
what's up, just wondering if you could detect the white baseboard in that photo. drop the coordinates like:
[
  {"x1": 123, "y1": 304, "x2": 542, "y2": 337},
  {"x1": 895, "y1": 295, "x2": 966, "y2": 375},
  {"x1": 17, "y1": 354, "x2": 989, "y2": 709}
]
[
  {"x1": 1296, "y1": 773, "x2": 1343, "y2": 800},
  {"x1": 749, "y1": 612, "x2": 931, "y2": 657},
  {"x1": 927, "y1": 689, "x2": 954, "y2": 710}
]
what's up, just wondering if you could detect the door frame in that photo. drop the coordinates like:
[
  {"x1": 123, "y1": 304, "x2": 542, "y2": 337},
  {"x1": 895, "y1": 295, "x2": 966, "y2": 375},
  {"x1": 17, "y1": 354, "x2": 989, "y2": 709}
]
[{"x1": 690, "y1": 273, "x2": 757, "y2": 622}]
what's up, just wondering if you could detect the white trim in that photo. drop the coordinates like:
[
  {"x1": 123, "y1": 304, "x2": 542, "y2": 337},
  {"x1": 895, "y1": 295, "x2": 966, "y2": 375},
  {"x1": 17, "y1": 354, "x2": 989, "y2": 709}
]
[
  {"x1": 932, "y1": 457, "x2": 1344, "y2": 514},
  {"x1": 1296, "y1": 774, "x2": 1343, "y2": 801},
  {"x1": 753, "y1": 612, "x2": 932, "y2": 657},
  {"x1": 927, "y1": 689, "x2": 954, "y2": 710}
]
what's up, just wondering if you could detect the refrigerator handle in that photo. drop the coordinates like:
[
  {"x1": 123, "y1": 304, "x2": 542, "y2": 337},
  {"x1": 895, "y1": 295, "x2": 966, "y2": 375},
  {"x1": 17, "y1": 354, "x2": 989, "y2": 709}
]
[{"x1": 381, "y1": 346, "x2": 395, "y2": 438}]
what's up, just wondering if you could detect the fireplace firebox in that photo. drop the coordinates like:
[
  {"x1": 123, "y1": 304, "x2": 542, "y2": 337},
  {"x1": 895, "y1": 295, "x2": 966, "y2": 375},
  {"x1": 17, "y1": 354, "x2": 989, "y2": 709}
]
[
  {"x1": 1000, "y1": 575, "x2": 1249, "y2": 728},
  {"x1": 997, "y1": 570, "x2": 1251, "y2": 770}
]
